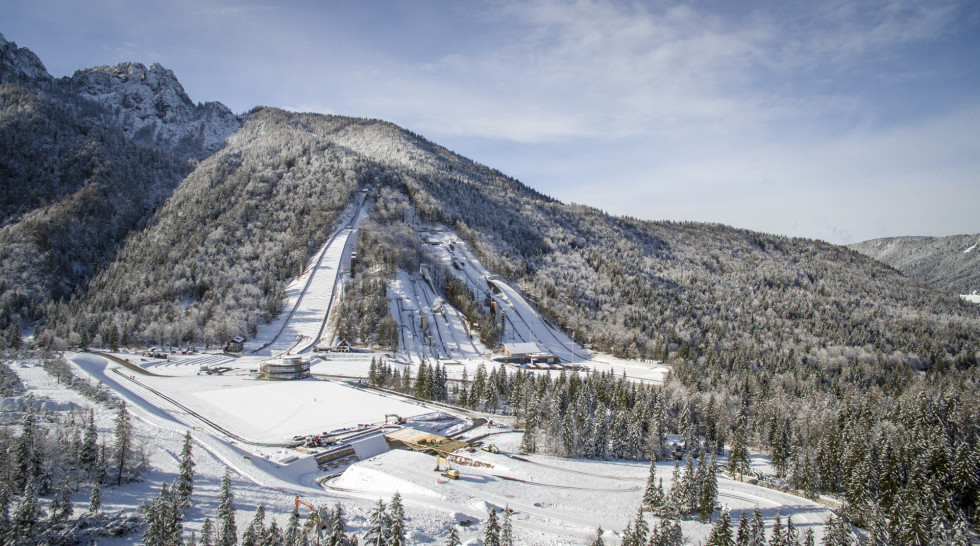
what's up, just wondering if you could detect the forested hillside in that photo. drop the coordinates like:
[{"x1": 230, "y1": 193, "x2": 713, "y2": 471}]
[
  {"x1": 851, "y1": 233, "x2": 980, "y2": 296},
  {"x1": 3, "y1": 34, "x2": 980, "y2": 541},
  {"x1": 40, "y1": 109, "x2": 371, "y2": 349},
  {"x1": 0, "y1": 33, "x2": 240, "y2": 346}
]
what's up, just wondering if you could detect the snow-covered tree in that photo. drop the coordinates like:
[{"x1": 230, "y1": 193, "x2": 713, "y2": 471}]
[
  {"x1": 483, "y1": 506, "x2": 500, "y2": 546},
  {"x1": 216, "y1": 470, "x2": 237, "y2": 546},
  {"x1": 705, "y1": 507, "x2": 734, "y2": 546},
  {"x1": 112, "y1": 401, "x2": 132, "y2": 486},
  {"x1": 500, "y1": 505, "x2": 513, "y2": 546},
  {"x1": 177, "y1": 430, "x2": 195, "y2": 505}
]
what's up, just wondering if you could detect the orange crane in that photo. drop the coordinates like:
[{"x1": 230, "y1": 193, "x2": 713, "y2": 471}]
[{"x1": 294, "y1": 496, "x2": 328, "y2": 529}]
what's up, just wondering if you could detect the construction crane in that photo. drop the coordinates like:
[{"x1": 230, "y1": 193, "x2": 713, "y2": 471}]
[
  {"x1": 294, "y1": 496, "x2": 328, "y2": 529},
  {"x1": 433, "y1": 455, "x2": 460, "y2": 479}
]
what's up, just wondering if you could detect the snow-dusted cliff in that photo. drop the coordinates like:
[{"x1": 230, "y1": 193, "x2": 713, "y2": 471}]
[
  {"x1": 0, "y1": 32, "x2": 54, "y2": 90},
  {"x1": 0, "y1": 32, "x2": 241, "y2": 156},
  {"x1": 65, "y1": 62, "x2": 241, "y2": 154}
]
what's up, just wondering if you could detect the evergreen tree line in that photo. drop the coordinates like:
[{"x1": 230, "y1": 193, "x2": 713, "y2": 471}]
[{"x1": 0, "y1": 393, "x2": 146, "y2": 543}]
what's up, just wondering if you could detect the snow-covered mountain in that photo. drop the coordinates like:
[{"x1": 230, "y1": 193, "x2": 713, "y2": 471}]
[
  {"x1": 0, "y1": 32, "x2": 54, "y2": 90},
  {"x1": 850, "y1": 233, "x2": 980, "y2": 296},
  {"x1": 65, "y1": 62, "x2": 240, "y2": 155},
  {"x1": 0, "y1": 32, "x2": 240, "y2": 156}
]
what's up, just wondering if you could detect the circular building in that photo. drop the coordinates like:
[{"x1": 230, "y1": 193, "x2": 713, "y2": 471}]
[{"x1": 260, "y1": 355, "x2": 310, "y2": 380}]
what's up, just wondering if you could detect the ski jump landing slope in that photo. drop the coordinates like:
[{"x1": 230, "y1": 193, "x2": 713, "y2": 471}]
[{"x1": 249, "y1": 193, "x2": 368, "y2": 357}]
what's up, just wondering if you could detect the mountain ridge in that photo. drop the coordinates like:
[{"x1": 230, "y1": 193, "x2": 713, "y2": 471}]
[{"x1": 850, "y1": 233, "x2": 980, "y2": 296}]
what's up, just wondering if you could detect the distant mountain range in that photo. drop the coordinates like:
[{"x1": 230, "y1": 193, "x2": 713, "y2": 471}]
[
  {"x1": 850, "y1": 234, "x2": 980, "y2": 297},
  {"x1": 1, "y1": 31, "x2": 977, "y2": 376}
]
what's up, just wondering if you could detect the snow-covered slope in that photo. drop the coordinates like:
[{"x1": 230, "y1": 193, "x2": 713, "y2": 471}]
[{"x1": 850, "y1": 233, "x2": 980, "y2": 296}]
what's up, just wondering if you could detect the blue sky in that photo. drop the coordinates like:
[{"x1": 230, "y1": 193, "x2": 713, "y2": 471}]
[{"x1": 4, "y1": 0, "x2": 979, "y2": 243}]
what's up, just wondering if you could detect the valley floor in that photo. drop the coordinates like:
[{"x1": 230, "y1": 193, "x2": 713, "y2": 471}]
[{"x1": 4, "y1": 351, "x2": 833, "y2": 544}]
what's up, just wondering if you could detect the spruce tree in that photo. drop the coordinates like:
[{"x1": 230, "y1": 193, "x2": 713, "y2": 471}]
[
  {"x1": 11, "y1": 477, "x2": 42, "y2": 543},
  {"x1": 729, "y1": 422, "x2": 751, "y2": 480},
  {"x1": 736, "y1": 511, "x2": 750, "y2": 545},
  {"x1": 328, "y1": 501, "x2": 348, "y2": 546},
  {"x1": 285, "y1": 508, "x2": 301, "y2": 546},
  {"x1": 53, "y1": 479, "x2": 73, "y2": 522},
  {"x1": 484, "y1": 506, "x2": 500, "y2": 546},
  {"x1": 81, "y1": 408, "x2": 98, "y2": 478},
  {"x1": 706, "y1": 507, "x2": 735, "y2": 546},
  {"x1": 0, "y1": 487, "x2": 11, "y2": 541},
  {"x1": 242, "y1": 504, "x2": 266, "y2": 546},
  {"x1": 642, "y1": 461, "x2": 664, "y2": 513},
  {"x1": 389, "y1": 492, "x2": 406, "y2": 546},
  {"x1": 770, "y1": 513, "x2": 784, "y2": 546},
  {"x1": 113, "y1": 401, "x2": 132, "y2": 486},
  {"x1": 365, "y1": 498, "x2": 388, "y2": 546},
  {"x1": 822, "y1": 514, "x2": 856, "y2": 546},
  {"x1": 177, "y1": 430, "x2": 195, "y2": 505},
  {"x1": 749, "y1": 507, "x2": 766, "y2": 546},
  {"x1": 589, "y1": 526, "x2": 604, "y2": 546},
  {"x1": 88, "y1": 482, "x2": 102, "y2": 513},
  {"x1": 201, "y1": 517, "x2": 216, "y2": 546},
  {"x1": 700, "y1": 453, "x2": 719, "y2": 523},
  {"x1": 500, "y1": 505, "x2": 513, "y2": 546},
  {"x1": 217, "y1": 469, "x2": 237, "y2": 546},
  {"x1": 445, "y1": 521, "x2": 461, "y2": 546},
  {"x1": 631, "y1": 505, "x2": 648, "y2": 544},
  {"x1": 265, "y1": 517, "x2": 283, "y2": 545}
]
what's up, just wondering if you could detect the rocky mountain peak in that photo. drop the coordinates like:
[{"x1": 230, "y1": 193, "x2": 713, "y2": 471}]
[{"x1": 0, "y1": 32, "x2": 54, "y2": 90}]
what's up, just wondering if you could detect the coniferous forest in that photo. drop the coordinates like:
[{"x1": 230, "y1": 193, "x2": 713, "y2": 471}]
[{"x1": 2, "y1": 32, "x2": 979, "y2": 544}]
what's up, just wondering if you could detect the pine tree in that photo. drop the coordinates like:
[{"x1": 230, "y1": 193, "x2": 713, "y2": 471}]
[
  {"x1": 285, "y1": 508, "x2": 301, "y2": 546},
  {"x1": 642, "y1": 461, "x2": 665, "y2": 513},
  {"x1": 328, "y1": 501, "x2": 348, "y2": 546},
  {"x1": 54, "y1": 479, "x2": 73, "y2": 522},
  {"x1": 243, "y1": 504, "x2": 266, "y2": 546},
  {"x1": 217, "y1": 469, "x2": 237, "y2": 546},
  {"x1": 389, "y1": 492, "x2": 406, "y2": 546},
  {"x1": 631, "y1": 505, "x2": 648, "y2": 544},
  {"x1": 11, "y1": 477, "x2": 42, "y2": 543},
  {"x1": 589, "y1": 526, "x2": 604, "y2": 546},
  {"x1": 706, "y1": 507, "x2": 735, "y2": 546},
  {"x1": 88, "y1": 482, "x2": 102, "y2": 513},
  {"x1": 265, "y1": 517, "x2": 283, "y2": 545},
  {"x1": 365, "y1": 498, "x2": 388, "y2": 546},
  {"x1": 785, "y1": 515, "x2": 799, "y2": 545},
  {"x1": 445, "y1": 521, "x2": 461, "y2": 546},
  {"x1": 822, "y1": 514, "x2": 856, "y2": 546},
  {"x1": 177, "y1": 430, "x2": 195, "y2": 505},
  {"x1": 729, "y1": 422, "x2": 751, "y2": 480},
  {"x1": 113, "y1": 401, "x2": 132, "y2": 486},
  {"x1": 736, "y1": 511, "x2": 750, "y2": 545},
  {"x1": 484, "y1": 505, "x2": 500, "y2": 546},
  {"x1": 700, "y1": 453, "x2": 719, "y2": 523},
  {"x1": 500, "y1": 505, "x2": 513, "y2": 546},
  {"x1": 0, "y1": 487, "x2": 11, "y2": 541},
  {"x1": 770, "y1": 513, "x2": 784, "y2": 546},
  {"x1": 749, "y1": 507, "x2": 766, "y2": 546},
  {"x1": 187, "y1": 531, "x2": 199, "y2": 546},
  {"x1": 81, "y1": 408, "x2": 98, "y2": 478},
  {"x1": 519, "y1": 421, "x2": 536, "y2": 454},
  {"x1": 201, "y1": 517, "x2": 216, "y2": 546}
]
